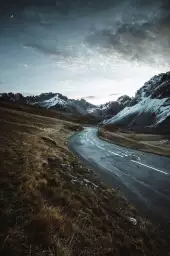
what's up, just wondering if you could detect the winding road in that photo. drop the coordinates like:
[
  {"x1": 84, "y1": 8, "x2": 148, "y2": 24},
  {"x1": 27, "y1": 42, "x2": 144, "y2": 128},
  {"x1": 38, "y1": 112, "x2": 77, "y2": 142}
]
[{"x1": 68, "y1": 127, "x2": 170, "y2": 227}]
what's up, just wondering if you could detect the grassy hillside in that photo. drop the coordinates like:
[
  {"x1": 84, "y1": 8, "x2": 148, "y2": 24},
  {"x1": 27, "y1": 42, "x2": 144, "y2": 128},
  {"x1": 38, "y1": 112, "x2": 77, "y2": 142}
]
[
  {"x1": 0, "y1": 102, "x2": 168, "y2": 255},
  {"x1": 0, "y1": 100, "x2": 98, "y2": 124},
  {"x1": 98, "y1": 127, "x2": 170, "y2": 157}
]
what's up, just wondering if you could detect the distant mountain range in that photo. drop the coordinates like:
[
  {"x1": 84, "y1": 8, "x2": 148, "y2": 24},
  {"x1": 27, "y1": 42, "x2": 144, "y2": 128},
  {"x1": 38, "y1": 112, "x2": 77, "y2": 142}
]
[
  {"x1": 1, "y1": 71, "x2": 170, "y2": 133},
  {"x1": 0, "y1": 92, "x2": 127, "y2": 120}
]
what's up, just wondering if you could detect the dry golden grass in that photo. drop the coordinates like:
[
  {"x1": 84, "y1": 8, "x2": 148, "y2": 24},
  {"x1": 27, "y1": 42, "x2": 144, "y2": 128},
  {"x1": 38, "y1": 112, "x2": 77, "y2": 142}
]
[
  {"x1": 99, "y1": 127, "x2": 170, "y2": 157},
  {"x1": 0, "y1": 103, "x2": 168, "y2": 255}
]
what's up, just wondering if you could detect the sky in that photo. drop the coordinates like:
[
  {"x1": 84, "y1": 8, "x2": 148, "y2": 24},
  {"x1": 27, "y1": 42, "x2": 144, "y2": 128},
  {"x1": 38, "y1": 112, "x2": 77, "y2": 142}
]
[{"x1": 0, "y1": 0, "x2": 170, "y2": 104}]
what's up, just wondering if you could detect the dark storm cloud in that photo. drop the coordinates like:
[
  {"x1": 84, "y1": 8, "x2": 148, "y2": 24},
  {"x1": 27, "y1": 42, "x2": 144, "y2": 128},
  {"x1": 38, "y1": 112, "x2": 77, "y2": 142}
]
[
  {"x1": 23, "y1": 43, "x2": 71, "y2": 58},
  {"x1": 86, "y1": 0, "x2": 170, "y2": 65},
  {"x1": 0, "y1": 0, "x2": 121, "y2": 11},
  {"x1": 87, "y1": 25, "x2": 155, "y2": 62},
  {"x1": 3, "y1": 0, "x2": 169, "y2": 67}
]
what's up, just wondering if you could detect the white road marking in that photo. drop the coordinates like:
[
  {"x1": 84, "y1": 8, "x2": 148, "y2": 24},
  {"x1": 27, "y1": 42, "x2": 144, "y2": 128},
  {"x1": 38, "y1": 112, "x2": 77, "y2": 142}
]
[
  {"x1": 97, "y1": 145, "x2": 105, "y2": 150},
  {"x1": 131, "y1": 160, "x2": 168, "y2": 175},
  {"x1": 85, "y1": 131, "x2": 168, "y2": 176},
  {"x1": 85, "y1": 132, "x2": 123, "y2": 158},
  {"x1": 107, "y1": 150, "x2": 124, "y2": 157},
  {"x1": 85, "y1": 133, "x2": 94, "y2": 145}
]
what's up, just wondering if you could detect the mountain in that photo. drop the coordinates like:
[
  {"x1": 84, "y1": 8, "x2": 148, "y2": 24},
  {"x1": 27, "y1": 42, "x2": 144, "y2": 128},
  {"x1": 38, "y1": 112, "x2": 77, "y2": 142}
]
[
  {"x1": 25, "y1": 92, "x2": 57, "y2": 103},
  {"x1": 0, "y1": 92, "x2": 127, "y2": 119},
  {"x1": 0, "y1": 92, "x2": 96, "y2": 116},
  {"x1": 35, "y1": 94, "x2": 124, "y2": 118},
  {"x1": 117, "y1": 95, "x2": 132, "y2": 108},
  {"x1": 103, "y1": 71, "x2": 170, "y2": 134},
  {"x1": 88, "y1": 101, "x2": 124, "y2": 118},
  {"x1": 0, "y1": 92, "x2": 27, "y2": 104},
  {"x1": 32, "y1": 93, "x2": 98, "y2": 116},
  {"x1": 0, "y1": 90, "x2": 134, "y2": 121}
]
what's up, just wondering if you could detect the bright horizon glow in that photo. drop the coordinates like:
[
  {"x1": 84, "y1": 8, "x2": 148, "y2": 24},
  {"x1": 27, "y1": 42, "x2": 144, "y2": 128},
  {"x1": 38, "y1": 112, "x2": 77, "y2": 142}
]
[{"x1": 20, "y1": 65, "x2": 167, "y2": 105}]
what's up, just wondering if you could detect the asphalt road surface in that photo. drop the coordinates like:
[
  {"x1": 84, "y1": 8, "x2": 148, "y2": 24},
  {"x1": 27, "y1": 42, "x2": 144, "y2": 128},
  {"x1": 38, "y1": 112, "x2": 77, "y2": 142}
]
[{"x1": 68, "y1": 127, "x2": 170, "y2": 228}]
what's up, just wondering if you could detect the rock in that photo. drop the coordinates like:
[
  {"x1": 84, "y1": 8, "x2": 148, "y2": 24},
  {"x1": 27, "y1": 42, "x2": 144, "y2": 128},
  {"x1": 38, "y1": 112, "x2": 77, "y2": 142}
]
[
  {"x1": 48, "y1": 157, "x2": 62, "y2": 168},
  {"x1": 128, "y1": 217, "x2": 137, "y2": 225},
  {"x1": 117, "y1": 95, "x2": 132, "y2": 108}
]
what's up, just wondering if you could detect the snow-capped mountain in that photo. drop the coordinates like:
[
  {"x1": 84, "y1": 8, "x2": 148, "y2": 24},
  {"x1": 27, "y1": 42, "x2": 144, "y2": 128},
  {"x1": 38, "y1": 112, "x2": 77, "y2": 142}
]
[
  {"x1": 35, "y1": 94, "x2": 124, "y2": 118},
  {"x1": 103, "y1": 71, "x2": 170, "y2": 134},
  {"x1": 0, "y1": 91, "x2": 133, "y2": 119},
  {"x1": 25, "y1": 92, "x2": 125, "y2": 118},
  {"x1": 34, "y1": 94, "x2": 98, "y2": 116},
  {"x1": 0, "y1": 92, "x2": 96, "y2": 115}
]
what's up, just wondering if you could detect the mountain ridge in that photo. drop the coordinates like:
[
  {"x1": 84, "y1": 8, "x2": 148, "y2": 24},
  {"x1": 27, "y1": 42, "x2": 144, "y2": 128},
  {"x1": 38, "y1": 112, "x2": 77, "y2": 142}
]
[{"x1": 0, "y1": 92, "x2": 126, "y2": 120}]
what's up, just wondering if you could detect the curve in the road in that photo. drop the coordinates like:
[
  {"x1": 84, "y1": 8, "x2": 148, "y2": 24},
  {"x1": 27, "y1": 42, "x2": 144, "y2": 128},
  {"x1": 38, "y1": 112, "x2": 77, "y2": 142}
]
[{"x1": 68, "y1": 127, "x2": 170, "y2": 229}]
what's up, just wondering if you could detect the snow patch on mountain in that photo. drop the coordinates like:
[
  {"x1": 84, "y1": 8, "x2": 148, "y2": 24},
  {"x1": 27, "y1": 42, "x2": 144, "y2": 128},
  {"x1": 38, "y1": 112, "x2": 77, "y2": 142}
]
[
  {"x1": 39, "y1": 94, "x2": 67, "y2": 108},
  {"x1": 103, "y1": 97, "x2": 170, "y2": 127}
]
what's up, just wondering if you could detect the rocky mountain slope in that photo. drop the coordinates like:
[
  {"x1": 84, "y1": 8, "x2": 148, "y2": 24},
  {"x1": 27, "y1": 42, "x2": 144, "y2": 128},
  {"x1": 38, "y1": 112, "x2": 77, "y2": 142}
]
[
  {"x1": 103, "y1": 71, "x2": 170, "y2": 134},
  {"x1": 88, "y1": 101, "x2": 123, "y2": 118},
  {"x1": 33, "y1": 94, "x2": 95, "y2": 116},
  {"x1": 0, "y1": 92, "x2": 27, "y2": 104},
  {"x1": 25, "y1": 93, "x2": 57, "y2": 103}
]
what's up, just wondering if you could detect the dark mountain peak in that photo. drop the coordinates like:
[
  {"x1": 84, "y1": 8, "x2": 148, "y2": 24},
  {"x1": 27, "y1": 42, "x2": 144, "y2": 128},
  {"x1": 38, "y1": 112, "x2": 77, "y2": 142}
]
[
  {"x1": 99, "y1": 100, "x2": 122, "y2": 117},
  {"x1": 57, "y1": 93, "x2": 68, "y2": 101},
  {"x1": 135, "y1": 71, "x2": 170, "y2": 101},
  {"x1": 73, "y1": 98, "x2": 96, "y2": 109},
  {"x1": 25, "y1": 92, "x2": 57, "y2": 103},
  {"x1": 117, "y1": 95, "x2": 132, "y2": 107},
  {"x1": 0, "y1": 92, "x2": 26, "y2": 103}
]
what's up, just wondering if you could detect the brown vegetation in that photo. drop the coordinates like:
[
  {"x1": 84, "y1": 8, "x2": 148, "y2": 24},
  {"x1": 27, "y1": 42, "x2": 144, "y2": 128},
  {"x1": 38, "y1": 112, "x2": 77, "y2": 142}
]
[
  {"x1": 0, "y1": 100, "x2": 97, "y2": 125},
  {"x1": 0, "y1": 103, "x2": 168, "y2": 255},
  {"x1": 99, "y1": 127, "x2": 170, "y2": 157}
]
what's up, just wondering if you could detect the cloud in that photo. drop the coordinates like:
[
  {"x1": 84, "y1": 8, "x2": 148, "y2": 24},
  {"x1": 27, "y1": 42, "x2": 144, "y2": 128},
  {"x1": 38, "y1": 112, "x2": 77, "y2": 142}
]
[
  {"x1": 23, "y1": 43, "x2": 70, "y2": 58},
  {"x1": 83, "y1": 96, "x2": 96, "y2": 100},
  {"x1": 109, "y1": 93, "x2": 120, "y2": 96},
  {"x1": 83, "y1": 93, "x2": 120, "y2": 100},
  {"x1": 85, "y1": 0, "x2": 170, "y2": 66}
]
